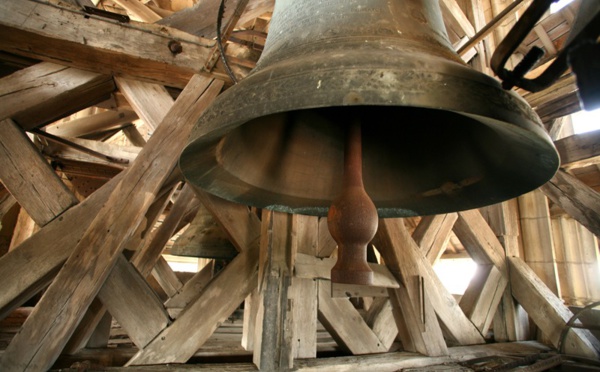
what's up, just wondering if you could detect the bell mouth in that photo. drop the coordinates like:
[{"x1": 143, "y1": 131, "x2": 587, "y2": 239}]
[{"x1": 180, "y1": 105, "x2": 559, "y2": 217}]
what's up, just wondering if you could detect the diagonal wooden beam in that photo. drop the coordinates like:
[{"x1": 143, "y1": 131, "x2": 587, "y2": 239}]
[
  {"x1": 412, "y1": 213, "x2": 457, "y2": 264},
  {"x1": 317, "y1": 280, "x2": 388, "y2": 355},
  {"x1": 45, "y1": 109, "x2": 138, "y2": 138},
  {"x1": 376, "y1": 218, "x2": 485, "y2": 347},
  {"x1": 0, "y1": 0, "x2": 216, "y2": 88},
  {"x1": 0, "y1": 75, "x2": 222, "y2": 371},
  {"x1": 0, "y1": 62, "x2": 115, "y2": 130},
  {"x1": 509, "y1": 256, "x2": 600, "y2": 358},
  {"x1": 375, "y1": 219, "x2": 449, "y2": 356},
  {"x1": 0, "y1": 118, "x2": 78, "y2": 226},
  {"x1": 540, "y1": 169, "x2": 600, "y2": 238},
  {"x1": 127, "y1": 222, "x2": 260, "y2": 365}
]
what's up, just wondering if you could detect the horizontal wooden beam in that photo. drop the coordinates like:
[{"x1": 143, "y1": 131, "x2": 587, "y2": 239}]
[
  {"x1": 0, "y1": 0, "x2": 216, "y2": 88},
  {"x1": 554, "y1": 130, "x2": 600, "y2": 169},
  {"x1": 45, "y1": 109, "x2": 138, "y2": 138}
]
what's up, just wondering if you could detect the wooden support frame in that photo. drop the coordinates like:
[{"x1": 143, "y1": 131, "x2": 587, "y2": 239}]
[
  {"x1": 0, "y1": 75, "x2": 222, "y2": 371},
  {"x1": 376, "y1": 218, "x2": 485, "y2": 348}
]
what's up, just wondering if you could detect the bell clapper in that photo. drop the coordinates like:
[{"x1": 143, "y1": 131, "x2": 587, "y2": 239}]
[{"x1": 327, "y1": 119, "x2": 378, "y2": 286}]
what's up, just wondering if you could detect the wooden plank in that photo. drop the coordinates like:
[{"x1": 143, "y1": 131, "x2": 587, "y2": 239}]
[
  {"x1": 127, "y1": 231, "x2": 260, "y2": 365},
  {"x1": 253, "y1": 210, "x2": 294, "y2": 370},
  {"x1": 0, "y1": 119, "x2": 78, "y2": 226},
  {"x1": 317, "y1": 280, "x2": 388, "y2": 355},
  {"x1": 376, "y1": 218, "x2": 484, "y2": 347},
  {"x1": 0, "y1": 0, "x2": 215, "y2": 88},
  {"x1": 317, "y1": 216, "x2": 337, "y2": 258},
  {"x1": 42, "y1": 136, "x2": 141, "y2": 167},
  {"x1": 0, "y1": 62, "x2": 114, "y2": 130},
  {"x1": 412, "y1": 213, "x2": 457, "y2": 264},
  {"x1": 45, "y1": 109, "x2": 138, "y2": 138},
  {"x1": 241, "y1": 288, "x2": 259, "y2": 351},
  {"x1": 554, "y1": 130, "x2": 600, "y2": 169},
  {"x1": 290, "y1": 214, "x2": 318, "y2": 359},
  {"x1": 0, "y1": 75, "x2": 222, "y2": 371},
  {"x1": 509, "y1": 256, "x2": 600, "y2": 358},
  {"x1": 97, "y1": 255, "x2": 170, "y2": 349},
  {"x1": 8, "y1": 208, "x2": 38, "y2": 251},
  {"x1": 518, "y1": 190, "x2": 561, "y2": 295}
]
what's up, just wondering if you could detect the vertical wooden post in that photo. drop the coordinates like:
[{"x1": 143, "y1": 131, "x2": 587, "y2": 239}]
[
  {"x1": 485, "y1": 200, "x2": 530, "y2": 342},
  {"x1": 518, "y1": 190, "x2": 561, "y2": 295},
  {"x1": 253, "y1": 210, "x2": 294, "y2": 370},
  {"x1": 290, "y1": 214, "x2": 318, "y2": 359}
]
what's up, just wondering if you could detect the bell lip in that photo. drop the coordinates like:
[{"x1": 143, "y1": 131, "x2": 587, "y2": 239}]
[{"x1": 180, "y1": 50, "x2": 559, "y2": 218}]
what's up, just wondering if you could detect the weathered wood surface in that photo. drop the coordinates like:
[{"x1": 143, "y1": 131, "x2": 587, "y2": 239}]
[
  {"x1": 375, "y1": 219, "x2": 448, "y2": 356},
  {"x1": 127, "y1": 228, "x2": 260, "y2": 365},
  {"x1": 509, "y1": 256, "x2": 600, "y2": 358},
  {"x1": 317, "y1": 281, "x2": 388, "y2": 355},
  {"x1": 364, "y1": 298, "x2": 398, "y2": 351},
  {"x1": 412, "y1": 213, "x2": 457, "y2": 264},
  {"x1": 97, "y1": 255, "x2": 170, "y2": 349},
  {"x1": 0, "y1": 0, "x2": 215, "y2": 88},
  {"x1": 0, "y1": 62, "x2": 114, "y2": 129},
  {"x1": 42, "y1": 136, "x2": 141, "y2": 167},
  {"x1": 290, "y1": 214, "x2": 318, "y2": 359},
  {"x1": 253, "y1": 210, "x2": 294, "y2": 370},
  {"x1": 518, "y1": 190, "x2": 561, "y2": 294},
  {"x1": 554, "y1": 130, "x2": 600, "y2": 169},
  {"x1": 164, "y1": 262, "x2": 214, "y2": 310},
  {"x1": 151, "y1": 256, "x2": 184, "y2": 298},
  {"x1": 115, "y1": 78, "x2": 173, "y2": 131},
  {"x1": 49, "y1": 342, "x2": 552, "y2": 372},
  {"x1": 0, "y1": 171, "x2": 123, "y2": 320},
  {"x1": 541, "y1": 169, "x2": 600, "y2": 238},
  {"x1": 45, "y1": 109, "x2": 138, "y2": 138},
  {"x1": 376, "y1": 218, "x2": 485, "y2": 347},
  {"x1": 0, "y1": 75, "x2": 222, "y2": 371}
]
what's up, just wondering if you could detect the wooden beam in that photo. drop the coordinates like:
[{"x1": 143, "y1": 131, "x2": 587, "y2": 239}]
[
  {"x1": 0, "y1": 171, "x2": 123, "y2": 320},
  {"x1": 115, "y1": 78, "x2": 173, "y2": 131},
  {"x1": 509, "y1": 256, "x2": 600, "y2": 358},
  {"x1": 41, "y1": 136, "x2": 141, "y2": 167},
  {"x1": 253, "y1": 210, "x2": 294, "y2": 370},
  {"x1": 164, "y1": 261, "x2": 214, "y2": 310},
  {"x1": 375, "y1": 219, "x2": 449, "y2": 356},
  {"x1": 97, "y1": 255, "x2": 170, "y2": 349},
  {"x1": 289, "y1": 214, "x2": 318, "y2": 359},
  {"x1": 441, "y1": 0, "x2": 476, "y2": 37},
  {"x1": 364, "y1": 298, "x2": 398, "y2": 351},
  {"x1": 0, "y1": 118, "x2": 78, "y2": 226},
  {"x1": 0, "y1": 0, "x2": 216, "y2": 88},
  {"x1": 0, "y1": 75, "x2": 222, "y2": 371},
  {"x1": 518, "y1": 190, "x2": 561, "y2": 294},
  {"x1": 0, "y1": 62, "x2": 115, "y2": 130},
  {"x1": 554, "y1": 130, "x2": 600, "y2": 169},
  {"x1": 151, "y1": 256, "x2": 184, "y2": 298},
  {"x1": 541, "y1": 169, "x2": 600, "y2": 239},
  {"x1": 45, "y1": 109, "x2": 138, "y2": 138},
  {"x1": 376, "y1": 218, "x2": 485, "y2": 347},
  {"x1": 317, "y1": 280, "x2": 388, "y2": 355},
  {"x1": 412, "y1": 213, "x2": 457, "y2": 264},
  {"x1": 127, "y1": 229, "x2": 260, "y2": 365}
]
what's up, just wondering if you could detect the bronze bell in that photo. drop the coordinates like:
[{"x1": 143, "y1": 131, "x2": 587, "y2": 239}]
[{"x1": 180, "y1": 0, "x2": 559, "y2": 284}]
